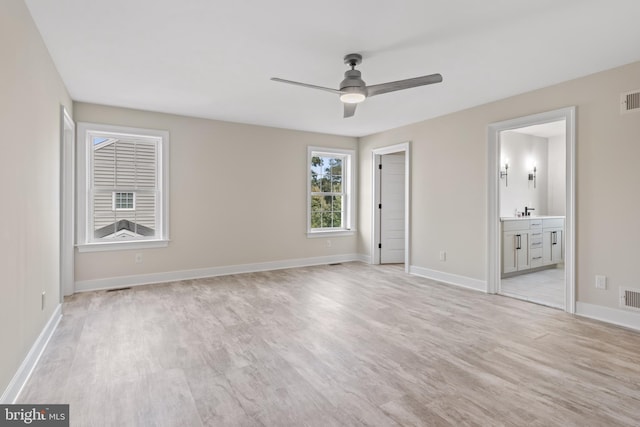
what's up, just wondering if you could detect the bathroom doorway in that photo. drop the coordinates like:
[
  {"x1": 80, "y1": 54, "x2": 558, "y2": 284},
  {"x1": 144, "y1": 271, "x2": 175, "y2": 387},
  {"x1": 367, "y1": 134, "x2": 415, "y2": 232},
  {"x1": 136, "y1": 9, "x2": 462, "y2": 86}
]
[
  {"x1": 499, "y1": 120, "x2": 566, "y2": 308},
  {"x1": 487, "y1": 107, "x2": 576, "y2": 313}
]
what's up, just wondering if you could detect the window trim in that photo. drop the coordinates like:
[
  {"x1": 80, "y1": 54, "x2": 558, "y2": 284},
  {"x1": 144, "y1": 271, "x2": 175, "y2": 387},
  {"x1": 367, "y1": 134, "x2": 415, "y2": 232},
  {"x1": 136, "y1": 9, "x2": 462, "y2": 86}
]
[
  {"x1": 307, "y1": 146, "x2": 356, "y2": 237},
  {"x1": 76, "y1": 122, "x2": 170, "y2": 252}
]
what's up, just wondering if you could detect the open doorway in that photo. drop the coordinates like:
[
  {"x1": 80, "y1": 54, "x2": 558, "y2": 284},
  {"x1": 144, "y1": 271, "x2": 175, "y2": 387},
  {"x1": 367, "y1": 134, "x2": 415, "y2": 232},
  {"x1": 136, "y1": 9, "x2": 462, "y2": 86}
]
[
  {"x1": 499, "y1": 121, "x2": 566, "y2": 308},
  {"x1": 488, "y1": 107, "x2": 575, "y2": 313},
  {"x1": 372, "y1": 143, "x2": 410, "y2": 271}
]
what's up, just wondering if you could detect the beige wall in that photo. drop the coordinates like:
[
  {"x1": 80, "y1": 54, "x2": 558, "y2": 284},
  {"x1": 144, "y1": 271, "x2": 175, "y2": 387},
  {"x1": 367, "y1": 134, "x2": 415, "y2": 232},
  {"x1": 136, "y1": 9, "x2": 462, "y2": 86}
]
[
  {"x1": 73, "y1": 103, "x2": 358, "y2": 283},
  {"x1": 547, "y1": 134, "x2": 566, "y2": 216},
  {"x1": 359, "y1": 60, "x2": 640, "y2": 310},
  {"x1": 0, "y1": 0, "x2": 72, "y2": 396}
]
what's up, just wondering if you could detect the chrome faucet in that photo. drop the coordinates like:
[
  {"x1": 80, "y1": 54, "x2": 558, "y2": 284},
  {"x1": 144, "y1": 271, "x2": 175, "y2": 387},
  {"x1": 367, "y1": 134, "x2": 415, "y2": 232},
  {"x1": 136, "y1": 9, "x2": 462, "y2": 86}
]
[{"x1": 524, "y1": 206, "x2": 535, "y2": 216}]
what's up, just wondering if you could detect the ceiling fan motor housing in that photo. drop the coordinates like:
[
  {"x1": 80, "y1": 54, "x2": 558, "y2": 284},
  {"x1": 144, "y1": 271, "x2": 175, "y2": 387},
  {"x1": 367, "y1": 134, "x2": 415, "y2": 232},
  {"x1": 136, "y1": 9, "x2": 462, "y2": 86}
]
[
  {"x1": 340, "y1": 69, "x2": 366, "y2": 94},
  {"x1": 341, "y1": 54, "x2": 366, "y2": 100}
]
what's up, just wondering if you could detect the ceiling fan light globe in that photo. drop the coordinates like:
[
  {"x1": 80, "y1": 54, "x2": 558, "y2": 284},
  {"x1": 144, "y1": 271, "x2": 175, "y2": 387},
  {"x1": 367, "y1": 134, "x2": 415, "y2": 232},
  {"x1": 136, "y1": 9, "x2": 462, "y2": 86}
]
[{"x1": 340, "y1": 93, "x2": 366, "y2": 104}]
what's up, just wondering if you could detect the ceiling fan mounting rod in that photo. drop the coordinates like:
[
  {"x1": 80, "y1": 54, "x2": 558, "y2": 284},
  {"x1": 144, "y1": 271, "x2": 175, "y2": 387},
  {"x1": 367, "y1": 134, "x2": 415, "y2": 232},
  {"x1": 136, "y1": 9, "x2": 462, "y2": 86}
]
[{"x1": 344, "y1": 53, "x2": 362, "y2": 69}]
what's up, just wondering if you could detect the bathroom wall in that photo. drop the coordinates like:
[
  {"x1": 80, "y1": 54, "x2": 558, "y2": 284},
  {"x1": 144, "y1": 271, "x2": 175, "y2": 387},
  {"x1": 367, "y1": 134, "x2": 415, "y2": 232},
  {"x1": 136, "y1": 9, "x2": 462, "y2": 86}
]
[
  {"x1": 499, "y1": 132, "x2": 549, "y2": 217},
  {"x1": 547, "y1": 134, "x2": 566, "y2": 215}
]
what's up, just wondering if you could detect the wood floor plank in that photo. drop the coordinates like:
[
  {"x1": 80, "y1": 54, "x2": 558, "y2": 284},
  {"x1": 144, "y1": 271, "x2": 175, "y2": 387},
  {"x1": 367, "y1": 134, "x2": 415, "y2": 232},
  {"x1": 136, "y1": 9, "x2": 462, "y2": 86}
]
[{"x1": 17, "y1": 262, "x2": 640, "y2": 426}]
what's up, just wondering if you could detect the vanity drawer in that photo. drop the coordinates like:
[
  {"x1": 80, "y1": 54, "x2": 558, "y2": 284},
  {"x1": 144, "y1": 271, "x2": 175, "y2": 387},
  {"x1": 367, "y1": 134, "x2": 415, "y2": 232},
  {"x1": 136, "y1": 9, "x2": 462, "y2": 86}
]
[
  {"x1": 529, "y1": 220, "x2": 543, "y2": 229},
  {"x1": 530, "y1": 248, "x2": 544, "y2": 267},
  {"x1": 530, "y1": 233, "x2": 543, "y2": 247}
]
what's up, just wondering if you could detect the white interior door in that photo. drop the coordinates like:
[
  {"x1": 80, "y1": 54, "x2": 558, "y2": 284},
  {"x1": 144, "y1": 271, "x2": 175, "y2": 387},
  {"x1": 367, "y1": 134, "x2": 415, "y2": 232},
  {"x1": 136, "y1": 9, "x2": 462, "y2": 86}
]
[{"x1": 380, "y1": 152, "x2": 405, "y2": 264}]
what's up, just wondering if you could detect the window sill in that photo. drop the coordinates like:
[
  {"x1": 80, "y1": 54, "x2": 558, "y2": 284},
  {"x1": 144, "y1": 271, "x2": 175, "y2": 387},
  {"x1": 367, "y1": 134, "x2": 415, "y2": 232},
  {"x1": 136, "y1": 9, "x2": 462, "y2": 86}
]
[
  {"x1": 307, "y1": 230, "x2": 356, "y2": 238},
  {"x1": 77, "y1": 239, "x2": 169, "y2": 253}
]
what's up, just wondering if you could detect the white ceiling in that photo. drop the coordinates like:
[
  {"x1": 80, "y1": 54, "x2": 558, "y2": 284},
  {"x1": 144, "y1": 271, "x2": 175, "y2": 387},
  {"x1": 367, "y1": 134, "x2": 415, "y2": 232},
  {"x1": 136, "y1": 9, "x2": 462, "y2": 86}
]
[{"x1": 25, "y1": 0, "x2": 640, "y2": 137}]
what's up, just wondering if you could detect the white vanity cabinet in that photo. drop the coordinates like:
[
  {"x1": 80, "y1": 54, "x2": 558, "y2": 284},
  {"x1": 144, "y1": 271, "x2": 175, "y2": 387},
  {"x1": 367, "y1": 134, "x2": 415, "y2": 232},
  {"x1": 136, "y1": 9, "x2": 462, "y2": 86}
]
[
  {"x1": 502, "y1": 221, "x2": 530, "y2": 274},
  {"x1": 542, "y1": 218, "x2": 564, "y2": 265},
  {"x1": 501, "y1": 217, "x2": 564, "y2": 276}
]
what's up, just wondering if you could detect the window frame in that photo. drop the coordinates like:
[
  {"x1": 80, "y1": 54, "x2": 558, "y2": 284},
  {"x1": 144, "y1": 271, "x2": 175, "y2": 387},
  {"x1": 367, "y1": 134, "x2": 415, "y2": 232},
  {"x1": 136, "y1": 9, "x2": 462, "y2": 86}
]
[
  {"x1": 76, "y1": 122, "x2": 170, "y2": 252},
  {"x1": 307, "y1": 146, "x2": 356, "y2": 237}
]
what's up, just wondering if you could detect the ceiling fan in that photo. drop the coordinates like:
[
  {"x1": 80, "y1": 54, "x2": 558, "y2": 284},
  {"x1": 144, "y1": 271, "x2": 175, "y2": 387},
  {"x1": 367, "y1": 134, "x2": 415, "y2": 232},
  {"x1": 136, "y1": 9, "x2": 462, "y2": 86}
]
[{"x1": 271, "y1": 53, "x2": 443, "y2": 118}]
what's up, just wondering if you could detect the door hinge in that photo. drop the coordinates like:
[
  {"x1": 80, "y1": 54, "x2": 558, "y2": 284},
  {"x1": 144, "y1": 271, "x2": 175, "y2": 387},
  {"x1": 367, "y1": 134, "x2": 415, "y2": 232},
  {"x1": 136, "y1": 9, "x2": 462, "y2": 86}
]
[
  {"x1": 378, "y1": 164, "x2": 382, "y2": 169},
  {"x1": 378, "y1": 243, "x2": 382, "y2": 249}
]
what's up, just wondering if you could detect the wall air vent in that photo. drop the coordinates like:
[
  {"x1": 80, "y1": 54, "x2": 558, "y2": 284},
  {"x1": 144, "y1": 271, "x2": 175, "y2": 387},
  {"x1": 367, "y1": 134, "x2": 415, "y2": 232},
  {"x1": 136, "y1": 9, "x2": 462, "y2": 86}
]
[
  {"x1": 620, "y1": 90, "x2": 640, "y2": 114},
  {"x1": 620, "y1": 288, "x2": 640, "y2": 311}
]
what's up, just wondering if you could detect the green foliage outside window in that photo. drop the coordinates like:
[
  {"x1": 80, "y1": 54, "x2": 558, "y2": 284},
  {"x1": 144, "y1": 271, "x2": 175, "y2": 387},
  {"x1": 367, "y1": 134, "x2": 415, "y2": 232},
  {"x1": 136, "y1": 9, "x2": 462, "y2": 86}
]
[{"x1": 310, "y1": 155, "x2": 344, "y2": 229}]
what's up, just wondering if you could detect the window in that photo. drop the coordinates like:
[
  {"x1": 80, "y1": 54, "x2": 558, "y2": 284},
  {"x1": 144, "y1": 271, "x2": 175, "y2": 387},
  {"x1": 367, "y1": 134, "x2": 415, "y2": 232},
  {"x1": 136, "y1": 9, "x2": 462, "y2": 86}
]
[
  {"x1": 77, "y1": 123, "x2": 169, "y2": 251},
  {"x1": 113, "y1": 192, "x2": 135, "y2": 210},
  {"x1": 308, "y1": 147, "x2": 355, "y2": 235}
]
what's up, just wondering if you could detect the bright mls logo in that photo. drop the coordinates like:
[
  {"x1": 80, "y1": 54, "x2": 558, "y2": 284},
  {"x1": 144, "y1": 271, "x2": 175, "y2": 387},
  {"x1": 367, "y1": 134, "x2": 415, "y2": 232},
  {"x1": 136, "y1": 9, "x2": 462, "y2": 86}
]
[{"x1": 1, "y1": 405, "x2": 68, "y2": 426}]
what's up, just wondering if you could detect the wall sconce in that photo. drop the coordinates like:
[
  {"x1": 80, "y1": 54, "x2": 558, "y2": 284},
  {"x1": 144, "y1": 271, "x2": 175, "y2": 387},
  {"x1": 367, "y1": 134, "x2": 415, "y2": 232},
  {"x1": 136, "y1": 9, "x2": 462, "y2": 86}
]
[
  {"x1": 499, "y1": 160, "x2": 509, "y2": 186},
  {"x1": 528, "y1": 165, "x2": 537, "y2": 188}
]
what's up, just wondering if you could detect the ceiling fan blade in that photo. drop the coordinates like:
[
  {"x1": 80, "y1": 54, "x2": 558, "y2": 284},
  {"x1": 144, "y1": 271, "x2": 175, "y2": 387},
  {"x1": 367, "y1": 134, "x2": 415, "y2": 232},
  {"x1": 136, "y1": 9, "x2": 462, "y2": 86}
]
[
  {"x1": 366, "y1": 73, "x2": 443, "y2": 97},
  {"x1": 271, "y1": 78, "x2": 341, "y2": 95},
  {"x1": 343, "y1": 103, "x2": 357, "y2": 118}
]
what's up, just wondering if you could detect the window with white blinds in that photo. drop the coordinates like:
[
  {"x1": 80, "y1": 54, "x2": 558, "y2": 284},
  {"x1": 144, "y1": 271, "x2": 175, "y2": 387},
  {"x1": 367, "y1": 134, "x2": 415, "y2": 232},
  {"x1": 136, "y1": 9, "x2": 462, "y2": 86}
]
[{"x1": 77, "y1": 123, "x2": 169, "y2": 251}]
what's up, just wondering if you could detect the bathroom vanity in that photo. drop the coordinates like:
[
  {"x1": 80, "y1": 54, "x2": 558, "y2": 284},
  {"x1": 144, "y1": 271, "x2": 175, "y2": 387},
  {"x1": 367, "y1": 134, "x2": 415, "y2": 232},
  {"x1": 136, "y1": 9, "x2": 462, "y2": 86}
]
[{"x1": 501, "y1": 216, "x2": 564, "y2": 276}]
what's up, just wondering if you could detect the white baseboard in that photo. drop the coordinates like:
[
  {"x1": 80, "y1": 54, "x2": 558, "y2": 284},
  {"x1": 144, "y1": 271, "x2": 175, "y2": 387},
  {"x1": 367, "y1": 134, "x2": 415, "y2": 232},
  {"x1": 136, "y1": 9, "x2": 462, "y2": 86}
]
[
  {"x1": 75, "y1": 254, "x2": 366, "y2": 292},
  {"x1": 1, "y1": 304, "x2": 62, "y2": 404},
  {"x1": 576, "y1": 302, "x2": 640, "y2": 332},
  {"x1": 356, "y1": 253, "x2": 371, "y2": 264},
  {"x1": 409, "y1": 266, "x2": 487, "y2": 292}
]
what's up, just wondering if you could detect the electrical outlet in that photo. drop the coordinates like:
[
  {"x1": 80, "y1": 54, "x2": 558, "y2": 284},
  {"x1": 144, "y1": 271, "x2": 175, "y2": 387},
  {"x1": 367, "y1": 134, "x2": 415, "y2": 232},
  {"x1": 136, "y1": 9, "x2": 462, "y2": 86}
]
[
  {"x1": 595, "y1": 275, "x2": 607, "y2": 290},
  {"x1": 439, "y1": 251, "x2": 446, "y2": 261},
  {"x1": 135, "y1": 253, "x2": 143, "y2": 264},
  {"x1": 41, "y1": 291, "x2": 45, "y2": 311}
]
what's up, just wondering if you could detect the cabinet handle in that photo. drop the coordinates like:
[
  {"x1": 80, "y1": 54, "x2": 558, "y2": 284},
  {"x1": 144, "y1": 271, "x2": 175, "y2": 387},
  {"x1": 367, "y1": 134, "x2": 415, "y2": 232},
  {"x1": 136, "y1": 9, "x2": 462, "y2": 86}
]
[
  {"x1": 532, "y1": 233, "x2": 542, "y2": 236},
  {"x1": 552, "y1": 231, "x2": 557, "y2": 245},
  {"x1": 532, "y1": 256, "x2": 542, "y2": 260},
  {"x1": 516, "y1": 234, "x2": 521, "y2": 250},
  {"x1": 531, "y1": 242, "x2": 542, "y2": 247}
]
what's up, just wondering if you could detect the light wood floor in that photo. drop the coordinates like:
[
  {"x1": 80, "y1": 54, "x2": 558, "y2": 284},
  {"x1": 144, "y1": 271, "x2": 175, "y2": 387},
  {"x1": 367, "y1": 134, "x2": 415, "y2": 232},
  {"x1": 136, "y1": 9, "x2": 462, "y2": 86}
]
[{"x1": 19, "y1": 263, "x2": 640, "y2": 426}]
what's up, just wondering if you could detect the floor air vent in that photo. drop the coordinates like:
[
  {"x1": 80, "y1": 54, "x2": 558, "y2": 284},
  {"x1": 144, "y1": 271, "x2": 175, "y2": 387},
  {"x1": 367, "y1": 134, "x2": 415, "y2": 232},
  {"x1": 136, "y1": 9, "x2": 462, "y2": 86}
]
[
  {"x1": 621, "y1": 90, "x2": 640, "y2": 114},
  {"x1": 620, "y1": 288, "x2": 640, "y2": 311}
]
